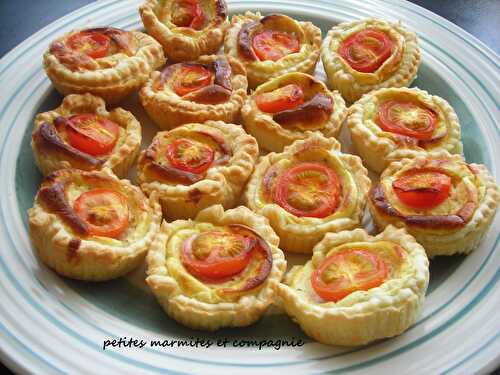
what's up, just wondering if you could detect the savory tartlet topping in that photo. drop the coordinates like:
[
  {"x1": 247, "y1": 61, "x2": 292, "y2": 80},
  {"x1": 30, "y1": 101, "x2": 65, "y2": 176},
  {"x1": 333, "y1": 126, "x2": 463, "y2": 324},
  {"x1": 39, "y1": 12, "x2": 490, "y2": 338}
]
[{"x1": 170, "y1": 0, "x2": 206, "y2": 29}]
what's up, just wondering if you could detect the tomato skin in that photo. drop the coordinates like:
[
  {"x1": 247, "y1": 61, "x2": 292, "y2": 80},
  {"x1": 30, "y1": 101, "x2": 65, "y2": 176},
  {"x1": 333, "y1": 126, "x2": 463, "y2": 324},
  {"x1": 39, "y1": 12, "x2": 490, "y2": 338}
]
[
  {"x1": 255, "y1": 84, "x2": 305, "y2": 113},
  {"x1": 166, "y1": 138, "x2": 215, "y2": 174},
  {"x1": 65, "y1": 114, "x2": 120, "y2": 156},
  {"x1": 173, "y1": 0, "x2": 205, "y2": 30},
  {"x1": 338, "y1": 29, "x2": 393, "y2": 73},
  {"x1": 67, "y1": 31, "x2": 111, "y2": 58},
  {"x1": 377, "y1": 100, "x2": 437, "y2": 140},
  {"x1": 173, "y1": 64, "x2": 213, "y2": 97},
  {"x1": 252, "y1": 30, "x2": 300, "y2": 61},
  {"x1": 73, "y1": 188, "x2": 129, "y2": 238},
  {"x1": 393, "y1": 169, "x2": 451, "y2": 209},
  {"x1": 274, "y1": 162, "x2": 340, "y2": 218},
  {"x1": 311, "y1": 249, "x2": 388, "y2": 302}
]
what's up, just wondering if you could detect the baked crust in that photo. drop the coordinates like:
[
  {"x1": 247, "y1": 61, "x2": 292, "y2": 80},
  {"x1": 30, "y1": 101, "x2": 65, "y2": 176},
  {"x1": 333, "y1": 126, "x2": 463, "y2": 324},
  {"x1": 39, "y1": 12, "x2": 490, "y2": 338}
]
[
  {"x1": 321, "y1": 18, "x2": 421, "y2": 103},
  {"x1": 347, "y1": 87, "x2": 463, "y2": 173},
  {"x1": 241, "y1": 72, "x2": 347, "y2": 152},
  {"x1": 277, "y1": 225, "x2": 429, "y2": 346},
  {"x1": 139, "y1": 0, "x2": 229, "y2": 62},
  {"x1": 43, "y1": 28, "x2": 165, "y2": 104},
  {"x1": 27, "y1": 168, "x2": 162, "y2": 281},
  {"x1": 139, "y1": 55, "x2": 248, "y2": 129},
  {"x1": 224, "y1": 12, "x2": 322, "y2": 89},
  {"x1": 368, "y1": 151, "x2": 499, "y2": 256},
  {"x1": 146, "y1": 205, "x2": 287, "y2": 330},
  {"x1": 32, "y1": 93, "x2": 141, "y2": 178},
  {"x1": 137, "y1": 120, "x2": 258, "y2": 220},
  {"x1": 245, "y1": 133, "x2": 371, "y2": 253}
]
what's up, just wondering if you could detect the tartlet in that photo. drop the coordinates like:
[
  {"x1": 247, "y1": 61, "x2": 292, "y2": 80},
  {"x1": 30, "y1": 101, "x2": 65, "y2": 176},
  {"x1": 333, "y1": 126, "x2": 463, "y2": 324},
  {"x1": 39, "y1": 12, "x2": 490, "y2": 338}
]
[
  {"x1": 146, "y1": 205, "x2": 287, "y2": 330},
  {"x1": 241, "y1": 72, "x2": 348, "y2": 152},
  {"x1": 245, "y1": 133, "x2": 371, "y2": 253},
  {"x1": 321, "y1": 18, "x2": 421, "y2": 103},
  {"x1": 139, "y1": 54, "x2": 248, "y2": 129},
  {"x1": 139, "y1": 0, "x2": 229, "y2": 62},
  {"x1": 137, "y1": 120, "x2": 258, "y2": 220},
  {"x1": 277, "y1": 225, "x2": 429, "y2": 346},
  {"x1": 28, "y1": 168, "x2": 162, "y2": 281},
  {"x1": 368, "y1": 152, "x2": 499, "y2": 256},
  {"x1": 32, "y1": 93, "x2": 141, "y2": 177},
  {"x1": 224, "y1": 12, "x2": 322, "y2": 89},
  {"x1": 43, "y1": 27, "x2": 165, "y2": 104},
  {"x1": 347, "y1": 87, "x2": 463, "y2": 173}
]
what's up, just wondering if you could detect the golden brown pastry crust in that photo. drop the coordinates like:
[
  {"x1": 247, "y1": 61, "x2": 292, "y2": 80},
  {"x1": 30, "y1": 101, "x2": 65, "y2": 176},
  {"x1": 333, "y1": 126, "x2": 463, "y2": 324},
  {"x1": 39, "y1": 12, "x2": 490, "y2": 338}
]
[
  {"x1": 43, "y1": 28, "x2": 165, "y2": 104},
  {"x1": 137, "y1": 120, "x2": 258, "y2": 220},
  {"x1": 277, "y1": 225, "x2": 429, "y2": 346},
  {"x1": 28, "y1": 168, "x2": 162, "y2": 281},
  {"x1": 241, "y1": 72, "x2": 347, "y2": 152},
  {"x1": 146, "y1": 205, "x2": 287, "y2": 330},
  {"x1": 139, "y1": 0, "x2": 229, "y2": 62},
  {"x1": 32, "y1": 94, "x2": 141, "y2": 178},
  {"x1": 224, "y1": 12, "x2": 322, "y2": 89},
  {"x1": 139, "y1": 55, "x2": 248, "y2": 129},
  {"x1": 321, "y1": 18, "x2": 421, "y2": 103}
]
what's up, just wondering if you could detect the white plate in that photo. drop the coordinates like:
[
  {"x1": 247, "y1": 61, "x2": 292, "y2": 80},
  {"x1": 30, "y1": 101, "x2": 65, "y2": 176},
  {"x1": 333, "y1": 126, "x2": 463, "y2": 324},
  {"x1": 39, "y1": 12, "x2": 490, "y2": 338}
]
[{"x1": 0, "y1": 0, "x2": 499, "y2": 374}]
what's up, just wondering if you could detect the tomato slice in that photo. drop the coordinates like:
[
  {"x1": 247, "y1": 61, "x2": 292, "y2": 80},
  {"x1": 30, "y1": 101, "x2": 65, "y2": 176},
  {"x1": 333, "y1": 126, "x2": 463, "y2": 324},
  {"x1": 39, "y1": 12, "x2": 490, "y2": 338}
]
[
  {"x1": 65, "y1": 114, "x2": 120, "y2": 156},
  {"x1": 74, "y1": 188, "x2": 129, "y2": 238},
  {"x1": 311, "y1": 249, "x2": 388, "y2": 302},
  {"x1": 255, "y1": 84, "x2": 305, "y2": 113},
  {"x1": 171, "y1": 0, "x2": 205, "y2": 30},
  {"x1": 338, "y1": 29, "x2": 393, "y2": 73},
  {"x1": 172, "y1": 64, "x2": 213, "y2": 97},
  {"x1": 274, "y1": 162, "x2": 340, "y2": 218},
  {"x1": 377, "y1": 100, "x2": 437, "y2": 140},
  {"x1": 166, "y1": 138, "x2": 215, "y2": 174},
  {"x1": 67, "y1": 31, "x2": 111, "y2": 58},
  {"x1": 252, "y1": 30, "x2": 300, "y2": 61},
  {"x1": 393, "y1": 169, "x2": 451, "y2": 209}
]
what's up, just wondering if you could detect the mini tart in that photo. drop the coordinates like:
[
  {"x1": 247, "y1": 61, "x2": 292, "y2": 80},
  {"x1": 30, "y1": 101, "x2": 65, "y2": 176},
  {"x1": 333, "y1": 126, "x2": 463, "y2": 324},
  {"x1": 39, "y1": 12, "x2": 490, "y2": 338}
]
[
  {"x1": 321, "y1": 18, "x2": 421, "y2": 103},
  {"x1": 368, "y1": 152, "x2": 499, "y2": 257},
  {"x1": 241, "y1": 72, "x2": 348, "y2": 152},
  {"x1": 348, "y1": 87, "x2": 463, "y2": 173},
  {"x1": 43, "y1": 27, "x2": 165, "y2": 104},
  {"x1": 28, "y1": 168, "x2": 162, "y2": 281},
  {"x1": 139, "y1": 0, "x2": 229, "y2": 62},
  {"x1": 277, "y1": 225, "x2": 429, "y2": 346},
  {"x1": 245, "y1": 133, "x2": 371, "y2": 253},
  {"x1": 224, "y1": 12, "x2": 322, "y2": 89},
  {"x1": 139, "y1": 54, "x2": 248, "y2": 129},
  {"x1": 146, "y1": 205, "x2": 286, "y2": 330},
  {"x1": 137, "y1": 120, "x2": 258, "y2": 220},
  {"x1": 32, "y1": 93, "x2": 141, "y2": 177}
]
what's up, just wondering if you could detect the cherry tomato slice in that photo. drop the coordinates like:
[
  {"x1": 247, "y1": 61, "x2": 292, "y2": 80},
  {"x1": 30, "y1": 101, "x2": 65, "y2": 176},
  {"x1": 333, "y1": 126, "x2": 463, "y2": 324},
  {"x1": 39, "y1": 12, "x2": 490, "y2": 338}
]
[
  {"x1": 171, "y1": 0, "x2": 205, "y2": 30},
  {"x1": 67, "y1": 31, "x2": 111, "y2": 58},
  {"x1": 274, "y1": 162, "x2": 340, "y2": 218},
  {"x1": 172, "y1": 64, "x2": 213, "y2": 97},
  {"x1": 311, "y1": 249, "x2": 388, "y2": 302},
  {"x1": 252, "y1": 30, "x2": 300, "y2": 62},
  {"x1": 74, "y1": 188, "x2": 129, "y2": 238},
  {"x1": 65, "y1": 114, "x2": 120, "y2": 156},
  {"x1": 166, "y1": 138, "x2": 215, "y2": 174},
  {"x1": 393, "y1": 169, "x2": 451, "y2": 209},
  {"x1": 338, "y1": 29, "x2": 393, "y2": 73},
  {"x1": 255, "y1": 84, "x2": 305, "y2": 113},
  {"x1": 377, "y1": 100, "x2": 437, "y2": 140}
]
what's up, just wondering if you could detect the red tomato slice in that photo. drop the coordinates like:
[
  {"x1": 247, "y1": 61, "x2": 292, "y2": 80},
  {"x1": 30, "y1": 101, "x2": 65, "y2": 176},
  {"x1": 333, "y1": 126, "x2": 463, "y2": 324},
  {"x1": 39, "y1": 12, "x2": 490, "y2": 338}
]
[
  {"x1": 67, "y1": 31, "x2": 111, "y2": 58},
  {"x1": 74, "y1": 188, "x2": 129, "y2": 238},
  {"x1": 255, "y1": 84, "x2": 305, "y2": 113},
  {"x1": 173, "y1": 64, "x2": 213, "y2": 97},
  {"x1": 172, "y1": 0, "x2": 205, "y2": 30},
  {"x1": 377, "y1": 100, "x2": 437, "y2": 140},
  {"x1": 274, "y1": 162, "x2": 340, "y2": 218},
  {"x1": 393, "y1": 169, "x2": 451, "y2": 209},
  {"x1": 252, "y1": 30, "x2": 300, "y2": 61},
  {"x1": 338, "y1": 29, "x2": 393, "y2": 73},
  {"x1": 166, "y1": 138, "x2": 215, "y2": 174},
  {"x1": 65, "y1": 114, "x2": 120, "y2": 156},
  {"x1": 311, "y1": 249, "x2": 388, "y2": 302}
]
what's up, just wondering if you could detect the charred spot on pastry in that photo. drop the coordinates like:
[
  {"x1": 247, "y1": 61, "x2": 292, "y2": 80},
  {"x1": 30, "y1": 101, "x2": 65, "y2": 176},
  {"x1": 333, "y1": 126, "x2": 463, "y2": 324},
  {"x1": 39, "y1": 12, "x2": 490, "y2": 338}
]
[
  {"x1": 184, "y1": 84, "x2": 232, "y2": 104},
  {"x1": 67, "y1": 238, "x2": 81, "y2": 261},
  {"x1": 215, "y1": 0, "x2": 227, "y2": 19},
  {"x1": 237, "y1": 21, "x2": 259, "y2": 61},
  {"x1": 213, "y1": 57, "x2": 233, "y2": 90},
  {"x1": 49, "y1": 42, "x2": 96, "y2": 71},
  {"x1": 273, "y1": 94, "x2": 333, "y2": 127},
  {"x1": 187, "y1": 188, "x2": 203, "y2": 203}
]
